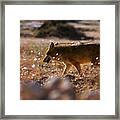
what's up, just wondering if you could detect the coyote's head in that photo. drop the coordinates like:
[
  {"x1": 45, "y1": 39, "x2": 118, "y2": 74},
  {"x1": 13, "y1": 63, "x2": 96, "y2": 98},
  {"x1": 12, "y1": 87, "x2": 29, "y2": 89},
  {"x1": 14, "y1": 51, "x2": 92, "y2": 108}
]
[{"x1": 43, "y1": 42, "x2": 58, "y2": 63}]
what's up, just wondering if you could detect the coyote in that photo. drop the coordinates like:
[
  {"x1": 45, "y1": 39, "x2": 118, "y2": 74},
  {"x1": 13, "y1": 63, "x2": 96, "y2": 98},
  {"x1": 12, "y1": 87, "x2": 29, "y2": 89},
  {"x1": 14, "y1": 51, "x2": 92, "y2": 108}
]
[{"x1": 43, "y1": 42, "x2": 100, "y2": 75}]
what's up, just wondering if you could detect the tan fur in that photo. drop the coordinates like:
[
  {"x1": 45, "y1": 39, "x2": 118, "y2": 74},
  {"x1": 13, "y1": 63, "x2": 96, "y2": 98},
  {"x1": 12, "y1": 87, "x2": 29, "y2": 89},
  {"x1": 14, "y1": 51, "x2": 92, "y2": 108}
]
[{"x1": 43, "y1": 42, "x2": 100, "y2": 75}]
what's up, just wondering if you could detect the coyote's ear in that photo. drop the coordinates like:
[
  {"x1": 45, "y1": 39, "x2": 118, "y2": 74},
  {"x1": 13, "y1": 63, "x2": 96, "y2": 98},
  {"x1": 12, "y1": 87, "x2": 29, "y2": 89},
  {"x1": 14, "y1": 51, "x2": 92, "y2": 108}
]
[{"x1": 50, "y1": 42, "x2": 54, "y2": 49}]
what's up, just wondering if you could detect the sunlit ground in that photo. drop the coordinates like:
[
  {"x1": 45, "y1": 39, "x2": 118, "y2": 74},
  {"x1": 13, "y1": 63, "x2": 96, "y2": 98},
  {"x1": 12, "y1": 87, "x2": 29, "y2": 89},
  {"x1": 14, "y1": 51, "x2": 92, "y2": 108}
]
[{"x1": 20, "y1": 38, "x2": 100, "y2": 100}]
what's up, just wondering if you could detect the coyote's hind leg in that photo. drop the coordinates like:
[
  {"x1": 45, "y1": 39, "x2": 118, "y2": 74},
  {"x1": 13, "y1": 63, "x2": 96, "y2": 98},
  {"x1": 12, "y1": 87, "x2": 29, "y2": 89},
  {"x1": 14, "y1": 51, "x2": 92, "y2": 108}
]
[
  {"x1": 71, "y1": 61, "x2": 81, "y2": 76},
  {"x1": 74, "y1": 63, "x2": 81, "y2": 75}
]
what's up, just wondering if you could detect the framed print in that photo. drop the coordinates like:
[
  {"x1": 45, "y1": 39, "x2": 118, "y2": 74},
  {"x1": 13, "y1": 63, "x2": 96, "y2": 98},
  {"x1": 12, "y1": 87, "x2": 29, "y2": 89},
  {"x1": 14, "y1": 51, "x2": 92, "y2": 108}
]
[{"x1": 0, "y1": 0, "x2": 119, "y2": 119}]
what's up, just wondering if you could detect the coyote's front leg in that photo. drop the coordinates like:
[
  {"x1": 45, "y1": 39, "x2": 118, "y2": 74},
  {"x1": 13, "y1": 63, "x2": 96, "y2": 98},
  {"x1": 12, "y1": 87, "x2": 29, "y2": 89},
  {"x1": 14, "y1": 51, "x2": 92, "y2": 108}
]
[{"x1": 62, "y1": 62, "x2": 71, "y2": 75}]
